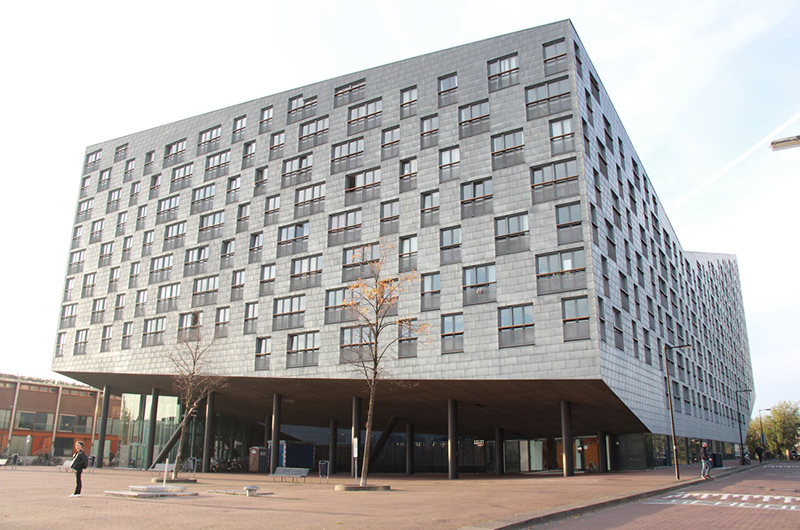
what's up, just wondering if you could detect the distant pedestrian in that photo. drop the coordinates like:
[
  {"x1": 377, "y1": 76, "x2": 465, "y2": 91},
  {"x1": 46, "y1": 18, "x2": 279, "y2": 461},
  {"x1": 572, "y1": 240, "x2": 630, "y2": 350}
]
[
  {"x1": 700, "y1": 442, "x2": 712, "y2": 480},
  {"x1": 755, "y1": 446, "x2": 764, "y2": 463},
  {"x1": 70, "y1": 441, "x2": 89, "y2": 497}
]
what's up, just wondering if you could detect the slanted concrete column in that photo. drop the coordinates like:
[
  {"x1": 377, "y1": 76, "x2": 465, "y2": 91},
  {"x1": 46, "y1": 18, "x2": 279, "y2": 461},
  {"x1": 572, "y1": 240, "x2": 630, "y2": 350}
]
[
  {"x1": 202, "y1": 391, "x2": 215, "y2": 472},
  {"x1": 270, "y1": 394, "x2": 282, "y2": 474},
  {"x1": 145, "y1": 388, "x2": 159, "y2": 469},
  {"x1": 329, "y1": 420, "x2": 338, "y2": 474},
  {"x1": 597, "y1": 431, "x2": 608, "y2": 473},
  {"x1": 351, "y1": 397, "x2": 362, "y2": 478},
  {"x1": 96, "y1": 386, "x2": 111, "y2": 468},
  {"x1": 561, "y1": 400, "x2": 574, "y2": 477},
  {"x1": 495, "y1": 427, "x2": 505, "y2": 475},
  {"x1": 448, "y1": 399, "x2": 458, "y2": 480},
  {"x1": 405, "y1": 423, "x2": 415, "y2": 475}
]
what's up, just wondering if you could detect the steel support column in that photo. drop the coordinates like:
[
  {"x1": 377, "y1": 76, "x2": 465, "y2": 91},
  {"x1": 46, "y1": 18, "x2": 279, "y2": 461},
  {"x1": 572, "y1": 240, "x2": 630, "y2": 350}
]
[
  {"x1": 270, "y1": 394, "x2": 282, "y2": 474},
  {"x1": 448, "y1": 399, "x2": 458, "y2": 480},
  {"x1": 561, "y1": 400, "x2": 574, "y2": 477}
]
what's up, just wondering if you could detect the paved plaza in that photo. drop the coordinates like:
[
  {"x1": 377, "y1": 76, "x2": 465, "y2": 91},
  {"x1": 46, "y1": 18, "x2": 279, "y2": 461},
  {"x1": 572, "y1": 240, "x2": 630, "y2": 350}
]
[{"x1": 0, "y1": 464, "x2": 755, "y2": 529}]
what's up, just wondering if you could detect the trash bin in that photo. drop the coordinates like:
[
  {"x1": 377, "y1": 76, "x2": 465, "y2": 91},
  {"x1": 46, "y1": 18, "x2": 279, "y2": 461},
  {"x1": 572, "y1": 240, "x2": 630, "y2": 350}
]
[{"x1": 712, "y1": 453, "x2": 723, "y2": 468}]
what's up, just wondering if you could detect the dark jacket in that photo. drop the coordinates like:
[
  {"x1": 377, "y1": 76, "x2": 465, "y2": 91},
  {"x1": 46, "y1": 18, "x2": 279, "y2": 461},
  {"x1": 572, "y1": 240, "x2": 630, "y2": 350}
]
[
  {"x1": 71, "y1": 450, "x2": 89, "y2": 470},
  {"x1": 701, "y1": 446, "x2": 710, "y2": 461}
]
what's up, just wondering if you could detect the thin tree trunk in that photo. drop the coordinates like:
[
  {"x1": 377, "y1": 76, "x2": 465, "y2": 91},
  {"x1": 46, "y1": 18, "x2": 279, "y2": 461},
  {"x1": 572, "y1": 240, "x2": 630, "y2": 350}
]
[
  {"x1": 172, "y1": 413, "x2": 187, "y2": 480},
  {"x1": 360, "y1": 379, "x2": 376, "y2": 486}
]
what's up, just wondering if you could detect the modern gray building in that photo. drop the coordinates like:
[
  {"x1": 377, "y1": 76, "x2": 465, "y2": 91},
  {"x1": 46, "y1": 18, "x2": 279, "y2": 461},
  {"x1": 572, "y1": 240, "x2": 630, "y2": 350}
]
[{"x1": 53, "y1": 20, "x2": 753, "y2": 476}]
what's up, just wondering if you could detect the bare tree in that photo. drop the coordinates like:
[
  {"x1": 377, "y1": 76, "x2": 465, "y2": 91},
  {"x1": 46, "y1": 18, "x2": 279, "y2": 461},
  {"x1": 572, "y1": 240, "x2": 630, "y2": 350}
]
[
  {"x1": 167, "y1": 312, "x2": 224, "y2": 478},
  {"x1": 341, "y1": 241, "x2": 428, "y2": 486}
]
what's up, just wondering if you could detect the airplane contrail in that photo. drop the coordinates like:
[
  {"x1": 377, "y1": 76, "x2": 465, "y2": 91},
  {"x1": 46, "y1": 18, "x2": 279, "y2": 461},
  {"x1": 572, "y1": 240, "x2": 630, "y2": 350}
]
[{"x1": 669, "y1": 109, "x2": 800, "y2": 210}]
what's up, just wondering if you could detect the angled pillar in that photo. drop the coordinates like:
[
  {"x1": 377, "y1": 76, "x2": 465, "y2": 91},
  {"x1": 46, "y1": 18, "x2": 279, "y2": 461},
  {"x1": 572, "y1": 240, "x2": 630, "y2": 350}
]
[
  {"x1": 145, "y1": 387, "x2": 159, "y2": 469},
  {"x1": 270, "y1": 394, "x2": 282, "y2": 474},
  {"x1": 448, "y1": 399, "x2": 458, "y2": 480},
  {"x1": 351, "y1": 396, "x2": 362, "y2": 478},
  {"x1": 405, "y1": 423, "x2": 415, "y2": 475},
  {"x1": 202, "y1": 391, "x2": 215, "y2": 472},
  {"x1": 369, "y1": 416, "x2": 399, "y2": 466},
  {"x1": 329, "y1": 420, "x2": 338, "y2": 474},
  {"x1": 96, "y1": 385, "x2": 111, "y2": 468},
  {"x1": 561, "y1": 400, "x2": 574, "y2": 477},
  {"x1": 597, "y1": 431, "x2": 608, "y2": 473},
  {"x1": 495, "y1": 427, "x2": 505, "y2": 475}
]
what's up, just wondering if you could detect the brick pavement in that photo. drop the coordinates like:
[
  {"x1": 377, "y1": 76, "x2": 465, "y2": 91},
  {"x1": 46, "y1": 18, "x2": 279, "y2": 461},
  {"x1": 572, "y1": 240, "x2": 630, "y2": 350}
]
[{"x1": 0, "y1": 463, "x2": 752, "y2": 529}]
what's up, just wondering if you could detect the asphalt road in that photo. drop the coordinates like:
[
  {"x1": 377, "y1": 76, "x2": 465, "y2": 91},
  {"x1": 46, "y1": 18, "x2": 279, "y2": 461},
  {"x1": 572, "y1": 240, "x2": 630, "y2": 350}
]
[{"x1": 538, "y1": 462, "x2": 800, "y2": 529}]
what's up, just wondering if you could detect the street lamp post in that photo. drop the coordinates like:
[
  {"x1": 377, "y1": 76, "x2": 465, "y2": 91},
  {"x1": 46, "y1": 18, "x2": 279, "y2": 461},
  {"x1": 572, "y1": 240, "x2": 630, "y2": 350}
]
[
  {"x1": 735, "y1": 389, "x2": 752, "y2": 464},
  {"x1": 759, "y1": 408, "x2": 771, "y2": 449},
  {"x1": 663, "y1": 343, "x2": 692, "y2": 481}
]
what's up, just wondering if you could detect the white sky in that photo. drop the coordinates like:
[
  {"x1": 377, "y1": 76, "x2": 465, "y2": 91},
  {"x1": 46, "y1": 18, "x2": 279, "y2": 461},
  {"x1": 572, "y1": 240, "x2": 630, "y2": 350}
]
[{"x1": 1, "y1": 0, "x2": 797, "y2": 416}]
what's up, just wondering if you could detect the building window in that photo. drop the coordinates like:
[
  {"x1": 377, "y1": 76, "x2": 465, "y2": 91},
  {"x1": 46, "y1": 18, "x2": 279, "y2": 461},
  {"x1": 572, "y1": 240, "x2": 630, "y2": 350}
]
[
  {"x1": 299, "y1": 116, "x2": 330, "y2": 150},
  {"x1": 215, "y1": 307, "x2": 230, "y2": 338},
  {"x1": 156, "y1": 194, "x2": 180, "y2": 224},
  {"x1": 198, "y1": 211, "x2": 224, "y2": 241},
  {"x1": 543, "y1": 39, "x2": 568, "y2": 76},
  {"x1": 458, "y1": 100, "x2": 490, "y2": 138},
  {"x1": 242, "y1": 141, "x2": 256, "y2": 169},
  {"x1": 282, "y1": 152, "x2": 313, "y2": 187},
  {"x1": 488, "y1": 53, "x2": 519, "y2": 91},
  {"x1": 255, "y1": 336, "x2": 272, "y2": 371},
  {"x1": 248, "y1": 233, "x2": 263, "y2": 264},
  {"x1": 243, "y1": 302, "x2": 259, "y2": 334},
  {"x1": 325, "y1": 288, "x2": 354, "y2": 324},
  {"x1": 68, "y1": 249, "x2": 86, "y2": 274},
  {"x1": 156, "y1": 283, "x2": 180, "y2": 313},
  {"x1": 550, "y1": 117, "x2": 575, "y2": 155},
  {"x1": 334, "y1": 78, "x2": 366, "y2": 107},
  {"x1": 144, "y1": 150, "x2": 155, "y2": 174},
  {"x1": 178, "y1": 311, "x2": 203, "y2": 341},
  {"x1": 74, "y1": 329, "x2": 89, "y2": 355},
  {"x1": 290, "y1": 255, "x2": 323, "y2": 291},
  {"x1": 91, "y1": 298, "x2": 106, "y2": 324},
  {"x1": 197, "y1": 125, "x2": 221, "y2": 155},
  {"x1": 264, "y1": 194, "x2": 280, "y2": 225},
  {"x1": 531, "y1": 158, "x2": 579, "y2": 203},
  {"x1": 526, "y1": 78, "x2": 571, "y2": 120},
  {"x1": 277, "y1": 221, "x2": 310, "y2": 256},
  {"x1": 562, "y1": 297, "x2": 590, "y2": 340},
  {"x1": 441, "y1": 314, "x2": 464, "y2": 354},
  {"x1": 237, "y1": 203, "x2": 251, "y2": 233},
  {"x1": 184, "y1": 246, "x2": 209, "y2": 276},
  {"x1": 345, "y1": 168, "x2": 381, "y2": 206},
  {"x1": 440, "y1": 226, "x2": 461, "y2": 265},
  {"x1": 138, "y1": 232, "x2": 152, "y2": 258},
  {"x1": 398, "y1": 319, "x2": 418, "y2": 358},
  {"x1": 331, "y1": 138, "x2": 364, "y2": 174},
  {"x1": 348, "y1": 98, "x2": 382, "y2": 134},
  {"x1": 536, "y1": 248, "x2": 586, "y2": 294},
  {"x1": 461, "y1": 178, "x2": 493, "y2": 218},
  {"x1": 115, "y1": 143, "x2": 129, "y2": 162},
  {"x1": 399, "y1": 158, "x2": 417, "y2": 192},
  {"x1": 98, "y1": 242, "x2": 114, "y2": 267},
  {"x1": 90, "y1": 219, "x2": 104, "y2": 243},
  {"x1": 142, "y1": 317, "x2": 166, "y2": 347},
  {"x1": 495, "y1": 213, "x2": 529, "y2": 256},
  {"x1": 342, "y1": 242, "x2": 379, "y2": 282},
  {"x1": 85, "y1": 149, "x2": 102, "y2": 173},
  {"x1": 498, "y1": 304, "x2": 535, "y2": 348},
  {"x1": 135, "y1": 205, "x2": 147, "y2": 230},
  {"x1": 205, "y1": 150, "x2": 231, "y2": 180},
  {"x1": 128, "y1": 262, "x2": 140, "y2": 290},
  {"x1": 295, "y1": 182, "x2": 326, "y2": 218},
  {"x1": 63, "y1": 277, "x2": 75, "y2": 302},
  {"x1": 328, "y1": 209, "x2": 362, "y2": 246},
  {"x1": 420, "y1": 115, "x2": 439, "y2": 149},
  {"x1": 76, "y1": 198, "x2": 94, "y2": 222},
  {"x1": 287, "y1": 94, "x2": 317, "y2": 124},
  {"x1": 71, "y1": 225, "x2": 82, "y2": 249},
  {"x1": 556, "y1": 203, "x2": 583, "y2": 245},
  {"x1": 225, "y1": 175, "x2": 241, "y2": 204},
  {"x1": 270, "y1": 131, "x2": 286, "y2": 160},
  {"x1": 421, "y1": 190, "x2": 439, "y2": 227},
  {"x1": 254, "y1": 166, "x2": 268, "y2": 194},
  {"x1": 287, "y1": 331, "x2": 320, "y2": 368},
  {"x1": 163, "y1": 221, "x2": 187, "y2": 250},
  {"x1": 613, "y1": 308, "x2": 624, "y2": 350},
  {"x1": 114, "y1": 293, "x2": 125, "y2": 320},
  {"x1": 463, "y1": 263, "x2": 496, "y2": 305},
  {"x1": 220, "y1": 239, "x2": 235, "y2": 268},
  {"x1": 81, "y1": 272, "x2": 96, "y2": 298},
  {"x1": 106, "y1": 188, "x2": 121, "y2": 213},
  {"x1": 171, "y1": 163, "x2": 194, "y2": 192},
  {"x1": 191, "y1": 183, "x2": 216, "y2": 214},
  {"x1": 124, "y1": 159, "x2": 136, "y2": 181},
  {"x1": 60, "y1": 303, "x2": 77, "y2": 328},
  {"x1": 381, "y1": 127, "x2": 400, "y2": 160},
  {"x1": 339, "y1": 325, "x2": 372, "y2": 363},
  {"x1": 380, "y1": 200, "x2": 400, "y2": 236},
  {"x1": 438, "y1": 73, "x2": 458, "y2": 107},
  {"x1": 259, "y1": 264, "x2": 276, "y2": 296},
  {"x1": 116, "y1": 211, "x2": 127, "y2": 236},
  {"x1": 192, "y1": 275, "x2": 219, "y2": 307},
  {"x1": 421, "y1": 272, "x2": 440, "y2": 311},
  {"x1": 121, "y1": 322, "x2": 133, "y2": 349},
  {"x1": 149, "y1": 174, "x2": 161, "y2": 199},
  {"x1": 399, "y1": 235, "x2": 417, "y2": 272},
  {"x1": 164, "y1": 138, "x2": 187, "y2": 167},
  {"x1": 259, "y1": 106, "x2": 273, "y2": 134},
  {"x1": 439, "y1": 146, "x2": 460, "y2": 182},
  {"x1": 232, "y1": 115, "x2": 247, "y2": 143},
  {"x1": 400, "y1": 86, "x2": 417, "y2": 118},
  {"x1": 273, "y1": 295, "x2": 305, "y2": 331},
  {"x1": 98, "y1": 168, "x2": 111, "y2": 191},
  {"x1": 55, "y1": 332, "x2": 67, "y2": 357},
  {"x1": 491, "y1": 130, "x2": 524, "y2": 170},
  {"x1": 590, "y1": 73, "x2": 601, "y2": 102}
]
